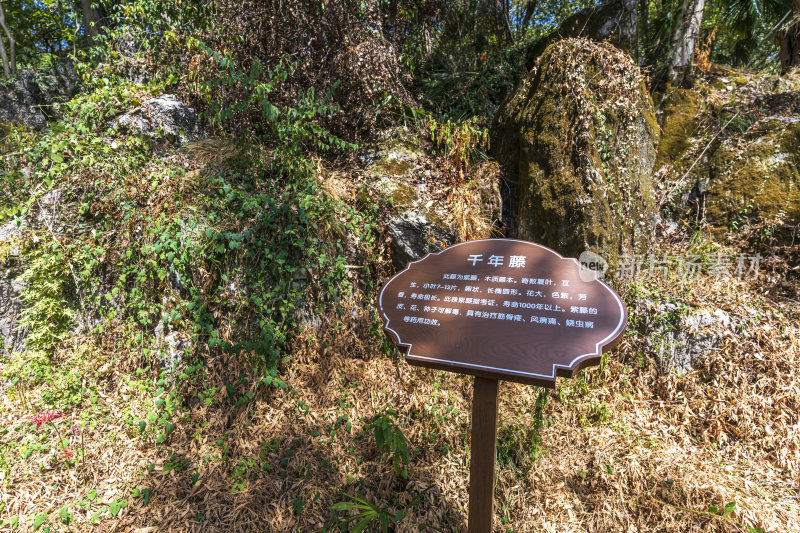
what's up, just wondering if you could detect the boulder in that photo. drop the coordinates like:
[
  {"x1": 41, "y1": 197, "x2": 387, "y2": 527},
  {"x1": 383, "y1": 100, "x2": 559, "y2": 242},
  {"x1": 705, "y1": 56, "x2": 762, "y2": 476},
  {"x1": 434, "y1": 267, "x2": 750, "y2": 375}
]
[
  {"x1": 493, "y1": 38, "x2": 658, "y2": 264},
  {"x1": 701, "y1": 117, "x2": 800, "y2": 242},
  {"x1": 362, "y1": 130, "x2": 456, "y2": 266},
  {"x1": 112, "y1": 94, "x2": 200, "y2": 148},
  {"x1": 0, "y1": 62, "x2": 79, "y2": 130},
  {"x1": 360, "y1": 128, "x2": 500, "y2": 267}
]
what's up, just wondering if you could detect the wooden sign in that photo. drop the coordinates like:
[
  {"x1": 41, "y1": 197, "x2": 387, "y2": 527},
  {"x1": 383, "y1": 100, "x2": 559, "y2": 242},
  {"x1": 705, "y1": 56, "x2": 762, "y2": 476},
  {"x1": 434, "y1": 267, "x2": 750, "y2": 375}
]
[
  {"x1": 377, "y1": 239, "x2": 627, "y2": 532},
  {"x1": 378, "y1": 239, "x2": 626, "y2": 387}
]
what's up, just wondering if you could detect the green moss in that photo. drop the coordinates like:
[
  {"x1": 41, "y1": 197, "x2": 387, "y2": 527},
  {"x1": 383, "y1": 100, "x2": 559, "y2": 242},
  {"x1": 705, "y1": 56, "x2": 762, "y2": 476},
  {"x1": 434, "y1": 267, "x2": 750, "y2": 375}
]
[
  {"x1": 708, "y1": 77, "x2": 728, "y2": 90},
  {"x1": 705, "y1": 119, "x2": 800, "y2": 243},
  {"x1": 655, "y1": 87, "x2": 704, "y2": 167},
  {"x1": 423, "y1": 206, "x2": 449, "y2": 231},
  {"x1": 390, "y1": 182, "x2": 418, "y2": 209},
  {"x1": 0, "y1": 239, "x2": 14, "y2": 265},
  {"x1": 372, "y1": 157, "x2": 415, "y2": 177},
  {"x1": 372, "y1": 129, "x2": 425, "y2": 177}
]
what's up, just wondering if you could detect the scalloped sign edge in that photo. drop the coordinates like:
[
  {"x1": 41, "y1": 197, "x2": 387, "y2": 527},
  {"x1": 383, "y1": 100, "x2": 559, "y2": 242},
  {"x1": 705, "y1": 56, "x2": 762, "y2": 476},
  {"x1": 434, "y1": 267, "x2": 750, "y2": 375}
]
[{"x1": 377, "y1": 239, "x2": 628, "y2": 387}]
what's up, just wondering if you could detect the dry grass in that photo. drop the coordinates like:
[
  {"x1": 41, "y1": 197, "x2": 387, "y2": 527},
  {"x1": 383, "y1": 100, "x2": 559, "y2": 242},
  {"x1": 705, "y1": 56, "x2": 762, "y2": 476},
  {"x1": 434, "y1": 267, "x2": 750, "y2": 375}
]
[
  {"x1": 2, "y1": 245, "x2": 799, "y2": 532},
  {"x1": 2, "y1": 119, "x2": 798, "y2": 532},
  {"x1": 449, "y1": 162, "x2": 502, "y2": 242}
]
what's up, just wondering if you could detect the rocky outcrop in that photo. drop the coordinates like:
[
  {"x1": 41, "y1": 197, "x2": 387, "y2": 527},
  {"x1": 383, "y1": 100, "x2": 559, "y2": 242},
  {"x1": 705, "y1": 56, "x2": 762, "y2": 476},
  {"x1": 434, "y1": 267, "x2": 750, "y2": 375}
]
[
  {"x1": 702, "y1": 117, "x2": 800, "y2": 242},
  {"x1": 369, "y1": 141, "x2": 457, "y2": 265},
  {"x1": 493, "y1": 39, "x2": 658, "y2": 264},
  {"x1": 364, "y1": 132, "x2": 454, "y2": 266},
  {"x1": 387, "y1": 212, "x2": 455, "y2": 266},
  {"x1": 111, "y1": 94, "x2": 201, "y2": 148},
  {"x1": 0, "y1": 62, "x2": 79, "y2": 130},
  {"x1": 0, "y1": 222, "x2": 27, "y2": 355},
  {"x1": 360, "y1": 128, "x2": 500, "y2": 267}
]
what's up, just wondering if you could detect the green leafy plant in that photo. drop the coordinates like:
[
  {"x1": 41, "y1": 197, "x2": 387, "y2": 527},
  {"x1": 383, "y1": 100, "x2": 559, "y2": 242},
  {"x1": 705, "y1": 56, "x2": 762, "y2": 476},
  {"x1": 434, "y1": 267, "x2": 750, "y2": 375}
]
[
  {"x1": 365, "y1": 409, "x2": 410, "y2": 479},
  {"x1": 329, "y1": 492, "x2": 405, "y2": 533},
  {"x1": 17, "y1": 244, "x2": 75, "y2": 359}
]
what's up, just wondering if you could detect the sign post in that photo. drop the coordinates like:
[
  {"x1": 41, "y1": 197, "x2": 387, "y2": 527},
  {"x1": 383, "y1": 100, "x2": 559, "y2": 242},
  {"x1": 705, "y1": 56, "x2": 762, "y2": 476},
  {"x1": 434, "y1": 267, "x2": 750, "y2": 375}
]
[
  {"x1": 377, "y1": 239, "x2": 626, "y2": 531},
  {"x1": 468, "y1": 377, "x2": 498, "y2": 532}
]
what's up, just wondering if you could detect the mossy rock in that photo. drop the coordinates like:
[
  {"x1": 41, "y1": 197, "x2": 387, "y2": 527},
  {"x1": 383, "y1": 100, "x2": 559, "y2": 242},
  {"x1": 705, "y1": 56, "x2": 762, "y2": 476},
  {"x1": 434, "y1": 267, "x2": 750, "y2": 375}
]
[
  {"x1": 655, "y1": 86, "x2": 705, "y2": 167},
  {"x1": 493, "y1": 38, "x2": 658, "y2": 264},
  {"x1": 704, "y1": 117, "x2": 800, "y2": 242},
  {"x1": 372, "y1": 157, "x2": 415, "y2": 177},
  {"x1": 369, "y1": 127, "x2": 425, "y2": 177}
]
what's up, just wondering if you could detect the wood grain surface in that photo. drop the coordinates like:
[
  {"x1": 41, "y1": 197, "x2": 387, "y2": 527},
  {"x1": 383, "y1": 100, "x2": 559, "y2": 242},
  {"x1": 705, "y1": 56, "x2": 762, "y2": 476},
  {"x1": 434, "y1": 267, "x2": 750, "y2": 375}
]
[{"x1": 467, "y1": 377, "x2": 499, "y2": 533}]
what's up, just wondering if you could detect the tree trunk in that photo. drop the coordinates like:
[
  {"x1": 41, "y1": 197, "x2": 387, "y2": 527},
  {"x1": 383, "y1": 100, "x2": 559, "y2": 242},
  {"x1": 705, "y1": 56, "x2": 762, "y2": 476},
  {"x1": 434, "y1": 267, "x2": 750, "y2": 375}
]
[
  {"x1": 667, "y1": 0, "x2": 705, "y2": 86},
  {"x1": 779, "y1": 0, "x2": 800, "y2": 74},
  {"x1": 638, "y1": 0, "x2": 649, "y2": 63},
  {"x1": 0, "y1": 33, "x2": 8, "y2": 79},
  {"x1": 81, "y1": 0, "x2": 107, "y2": 43},
  {"x1": 0, "y1": 1, "x2": 15, "y2": 77},
  {"x1": 520, "y1": 0, "x2": 538, "y2": 30}
]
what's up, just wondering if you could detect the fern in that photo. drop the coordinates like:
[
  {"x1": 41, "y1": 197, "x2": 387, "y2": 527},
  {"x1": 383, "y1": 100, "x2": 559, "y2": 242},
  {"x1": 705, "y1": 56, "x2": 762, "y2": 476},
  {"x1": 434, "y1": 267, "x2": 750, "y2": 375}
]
[{"x1": 17, "y1": 245, "x2": 75, "y2": 357}]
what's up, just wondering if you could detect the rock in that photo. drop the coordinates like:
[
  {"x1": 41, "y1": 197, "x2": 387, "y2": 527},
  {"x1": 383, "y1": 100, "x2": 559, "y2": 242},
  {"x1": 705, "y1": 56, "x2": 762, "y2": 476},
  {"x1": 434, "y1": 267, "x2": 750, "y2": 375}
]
[
  {"x1": 526, "y1": 0, "x2": 638, "y2": 68},
  {"x1": 0, "y1": 221, "x2": 27, "y2": 355},
  {"x1": 362, "y1": 130, "x2": 457, "y2": 266},
  {"x1": 112, "y1": 95, "x2": 200, "y2": 148},
  {"x1": 361, "y1": 128, "x2": 426, "y2": 176},
  {"x1": 646, "y1": 304, "x2": 735, "y2": 374},
  {"x1": 388, "y1": 212, "x2": 455, "y2": 266},
  {"x1": 773, "y1": 68, "x2": 800, "y2": 92},
  {"x1": 0, "y1": 62, "x2": 79, "y2": 130},
  {"x1": 493, "y1": 39, "x2": 658, "y2": 264},
  {"x1": 31, "y1": 189, "x2": 63, "y2": 232},
  {"x1": 153, "y1": 320, "x2": 188, "y2": 376},
  {"x1": 362, "y1": 128, "x2": 499, "y2": 266},
  {"x1": 702, "y1": 116, "x2": 800, "y2": 243}
]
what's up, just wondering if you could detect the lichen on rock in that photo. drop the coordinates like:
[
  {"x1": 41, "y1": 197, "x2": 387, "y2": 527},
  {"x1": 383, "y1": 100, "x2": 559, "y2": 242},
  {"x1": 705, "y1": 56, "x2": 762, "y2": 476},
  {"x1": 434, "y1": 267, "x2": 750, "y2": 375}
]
[{"x1": 493, "y1": 38, "x2": 658, "y2": 264}]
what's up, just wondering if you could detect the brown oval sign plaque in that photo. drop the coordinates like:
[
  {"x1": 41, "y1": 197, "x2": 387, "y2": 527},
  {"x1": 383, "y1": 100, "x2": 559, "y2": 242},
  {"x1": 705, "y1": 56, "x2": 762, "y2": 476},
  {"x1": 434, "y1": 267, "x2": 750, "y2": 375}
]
[{"x1": 378, "y1": 239, "x2": 627, "y2": 387}]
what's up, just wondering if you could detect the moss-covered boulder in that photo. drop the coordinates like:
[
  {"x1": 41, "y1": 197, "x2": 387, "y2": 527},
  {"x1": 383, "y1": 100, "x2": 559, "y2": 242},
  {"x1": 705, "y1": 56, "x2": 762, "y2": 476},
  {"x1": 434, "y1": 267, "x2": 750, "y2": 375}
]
[
  {"x1": 703, "y1": 117, "x2": 800, "y2": 240},
  {"x1": 493, "y1": 38, "x2": 658, "y2": 263}
]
